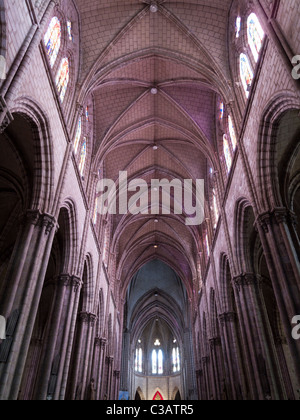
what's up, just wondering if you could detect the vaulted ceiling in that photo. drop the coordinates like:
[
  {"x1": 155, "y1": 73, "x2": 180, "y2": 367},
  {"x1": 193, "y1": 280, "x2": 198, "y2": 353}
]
[{"x1": 73, "y1": 0, "x2": 236, "y2": 295}]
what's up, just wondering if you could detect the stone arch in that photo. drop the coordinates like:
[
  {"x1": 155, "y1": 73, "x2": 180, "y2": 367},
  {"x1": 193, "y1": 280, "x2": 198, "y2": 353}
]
[
  {"x1": 135, "y1": 386, "x2": 145, "y2": 401},
  {"x1": 171, "y1": 387, "x2": 181, "y2": 400},
  {"x1": 257, "y1": 95, "x2": 300, "y2": 211},
  {"x1": 81, "y1": 253, "x2": 94, "y2": 313},
  {"x1": 10, "y1": 98, "x2": 55, "y2": 213}
]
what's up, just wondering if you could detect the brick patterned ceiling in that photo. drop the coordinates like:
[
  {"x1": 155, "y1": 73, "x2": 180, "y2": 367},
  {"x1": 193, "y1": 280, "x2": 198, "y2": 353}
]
[{"x1": 74, "y1": 0, "x2": 233, "y2": 291}]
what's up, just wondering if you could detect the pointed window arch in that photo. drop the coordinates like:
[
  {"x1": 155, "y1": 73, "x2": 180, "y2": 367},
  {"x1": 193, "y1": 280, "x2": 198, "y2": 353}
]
[
  {"x1": 79, "y1": 138, "x2": 87, "y2": 176},
  {"x1": 240, "y1": 54, "x2": 253, "y2": 98},
  {"x1": 74, "y1": 117, "x2": 82, "y2": 154},
  {"x1": 93, "y1": 197, "x2": 98, "y2": 225},
  {"x1": 212, "y1": 189, "x2": 219, "y2": 228},
  {"x1": 247, "y1": 13, "x2": 265, "y2": 62},
  {"x1": 44, "y1": 17, "x2": 61, "y2": 68},
  {"x1": 152, "y1": 350, "x2": 157, "y2": 374},
  {"x1": 55, "y1": 57, "x2": 69, "y2": 103},
  {"x1": 153, "y1": 391, "x2": 163, "y2": 401},
  {"x1": 158, "y1": 349, "x2": 163, "y2": 375},
  {"x1": 228, "y1": 115, "x2": 237, "y2": 150},
  {"x1": 223, "y1": 134, "x2": 232, "y2": 172},
  {"x1": 235, "y1": 16, "x2": 242, "y2": 38}
]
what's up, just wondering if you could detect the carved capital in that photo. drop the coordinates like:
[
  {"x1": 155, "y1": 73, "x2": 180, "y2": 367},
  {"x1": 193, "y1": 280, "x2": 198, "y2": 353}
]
[
  {"x1": 58, "y1": 274, "x2": 71, "y2": 287},
  {"x1": 22, "y1": 209, "x2": 41, "y2": 226},
  {"x1": 100, "y1": 338, "x2": 107, "y2": 349},
  {"x1": 219, "y1": 312, "x2": 237, "y2": 325},
  {"x1": 232, "y1": 273, "x2": 260, "y2": 292},
  {"x1": 41, "y1": 214, "x2": 56, "y2": 235},
  {"x1": 209, "y1": 337, "x2": 221, "y2": 348},
  {"x1": 201, "y1": 356, "x2": 209, "y2": 366},
  {"x1": 79, "y1": 312, "x2": 89, "y2": 323},
  {"x1": 256, "y1": 212, "x2": 271, "y2": 233},
  {"x1": 89, "y1": 313, "x2": 97, "y2": 325},
  {"x1": 114, "y1": 370, "x2": 120, "y2": 379},
  {"x1": 72, "y1": 276, "x2": 82, "y2": 292}
]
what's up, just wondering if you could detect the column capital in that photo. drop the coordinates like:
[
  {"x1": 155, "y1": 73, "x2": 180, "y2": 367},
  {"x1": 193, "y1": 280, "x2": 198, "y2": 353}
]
[
  {"x1": 21, "y1": 210, "x2": 57, "y2": 235},
  {"x1": 201, "y1": 356, "x2": 210, "y2": 366},
  {"x1": 57, "y1": 274, "x2": 71, "y2": 287},
  {"x1": 79, "y1": 312, "x2": 89, "y2": 323},
  {"x1": 89, "y1": 313, "x2": 97, "y2": 325},
  {"x1": 232, "y1": 273, "x2": 261, "y2": 292},
  {"x1": 219, "y1": 312, "x2": 237, "y2": 325},
  {"x1": 209, "y1": 337, "x2": 221, "y2": 348},
  {"x1": 256, "y1": 207, "x2": 294, "y2": 232},
  {"x1": 114, "y1": 370, "x2": 120, "y2": 379},
  {"x1": 72, "y1": 276, "x2": 82, "y2": 292}
]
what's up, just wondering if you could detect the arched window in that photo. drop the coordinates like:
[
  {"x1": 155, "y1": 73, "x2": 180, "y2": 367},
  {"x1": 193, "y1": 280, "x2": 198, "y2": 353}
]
[
  {"x1": 55, "y1": 57, "x2": 69, "y2": 103},
  {"x1": 74, "y1": 117, "x2": 82, "y2": 154},
  {"x1": 67, "y1": 20, "x2": 73, "y2": 42},
  {"x1": 135, "y1": 348, "x2": 143, "y2": 373},
  {"x1": 79, "y1": 138, "x2": 87, "y2": 177},
  {"x1": 204, "y1": 233, "x2": 210, "y2": 257},
  {"x1": 228, "y1": 116, "x2": 237, "y2": 150},
  {"x1": 219, "y1": 102, "x2": 224, "y2": 120},
  {"x1": 138, "y1": 348, "x2": 142, "y2": 373},
  {"x1": 86, "y1": 106, "x2": 89, "y2": 122},
  {"x1": 152, "y1": 350, "x2": 157, "y2": 375},
  {"x1": 158, "y1": 350, "x2": 163, "y2": 375},
  {"x1": 247, "y1": 13, "x2": 265, "y2": 62},
  {"x1": 44, "y1": 17, "x2": 61, "y2": 68},
  {"x1": 235, "y1": 16, "x2": 241, "y2": 38},
  {"x1": 172, "y1": 347, "x2": 180, "y2": 373},
  {"x1": 223, "y1": 134, "x2": 232, "y2": 172},
  {"x1": 240, "y1": 54, "x2": 253, "y2": 98},
  {"x1": 93, "y1": 197, "x2": 98, "y2": 225},
  {"x1": 212, "y1": 189, "x2": 219, "y2": 228}
]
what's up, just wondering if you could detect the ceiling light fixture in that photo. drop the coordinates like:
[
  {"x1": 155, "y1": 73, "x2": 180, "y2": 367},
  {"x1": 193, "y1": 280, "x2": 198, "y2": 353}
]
[
  {"x1": 150, "y1": 3, "x2": 158, "y2": 13},
  {"x1": 154, "y1": 218, "x2": 159, "y2": 223},
  {"x1": 153, "y1": 144, "x2": 158, "y2": 150},
  {"x1": 151, "y1": 87, "x2": 158, "y2": 95}
]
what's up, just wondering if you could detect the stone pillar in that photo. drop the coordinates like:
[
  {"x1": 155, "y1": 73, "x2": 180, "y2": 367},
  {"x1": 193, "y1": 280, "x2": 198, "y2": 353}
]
[
  {"x1": 56, "y1": 276, "x2": 82, "y2": 400},
  {"x1": 0, "y1": 210, "x2": 56, "y2": 400},
  {"x1": 69, "y1": 312, "x2": 89, "y2": 400},
  {"x1": 218, "y1": 312, "x2": 246, "y2": 400},
  {"x1": 209, "y1": 337, "x2": 224, "y2": 400},
  {"x1": 257, "y1": 209, "x2": 300, "y2": 384},
  {"x1": 202, "y1": 356, "x2": 210, "y2": 400},
  {"x1": 107, "y1": 356, "x2": 114, "y2": 400},
  {"x1": 113, "y1": 370, "x2": 120, "y2": 400},
  {"x1": 96, "y1": 338, "x2": 107, "y2": 400},
  {"x1": 80, "y1": 313, "x2": 97, "y2": 400},
  {"x1": 233, "y1": 273, "x2": 286, "y2": 400},
  {"x1": 34, "y1": 274, "x2": 71, "y2": 400}
]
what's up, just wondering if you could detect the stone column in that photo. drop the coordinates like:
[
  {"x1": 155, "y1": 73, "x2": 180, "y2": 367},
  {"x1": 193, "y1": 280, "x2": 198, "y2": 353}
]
[
  {"x1": 257, "y1": 209, "x2": 300, "y2": 384},
  {"x1": 34, "y1": 274, "x2": 71, "y2": 400},
  {"x1": 218, "y1": 312, "x2": 246, "y2": 400},
  {"x1": 107, "y1": 356, "x2": 114, "y2": 400},
  {"x1": 113, "y1": 370, "x2": 120, "y2": 400},
  {"x1": 233, "y1": 273, "x2": 286, "y2": 400},
  {"x1": 69, "y1": 312, "x2": 89, "y2": 400},
  {"x1": 209, "y1": 337, "x2": 224, "y2": 400},
  {"x1": 96, "y1": 338, "x2": 107, "y2": 401},
  {"x1": 80, "y1": 313, "x2": 97, "y2": 400},
  {"x1": 202, "y1": 356, "x2": 210, "y2": 400},
  {"x1": 0, "y1": 211, "x2": 56, "y2": 400},
  {"x1": 55, "y1": 276, "x2": 82, "y2": 400}
]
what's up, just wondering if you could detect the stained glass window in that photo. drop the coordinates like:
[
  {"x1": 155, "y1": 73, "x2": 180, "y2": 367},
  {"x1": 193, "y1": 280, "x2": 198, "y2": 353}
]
[
  {"x1": 67, "y1": 20, "x2": 73, "y2": 41},
  {"x1": 223, "y1": 134, "x2": 232, "y2": 172},
  {"x1": 152, "y1": 350, "x2": 157, "y2": 375},
  {"x1": 138, "y1": 348, "x2": 142, "y2": 373},
  {"x1": 44, "y1": 17, "x2": 61, "y2": 68},
  {"x1": 79, "y1": 138, "x2": 87, "y2": 177},
  {"x1": 247, "y1": 13, "x2": 265, "y2": 62},
  {"x1": 86, "y1": 106, "x2": 89, "y2": 122},
  {"x1": 55, "y1": 58, "x2": 69, "y2": 103},
  {"x1": 240, "y1": 54, "x2": 253, "y2": 98},
  {"x1": 236, "y1": 16, "x2": 241, "y2": 38},
  {"x1": 204, "y1": 234, "x2": 210, "y2": 257},
  {"x1": 135, "y1": 349, "x2": 138, "y2": 372},
  {"x1": 172, "y1": 347, "x2": 180, "y2": 373},
  {"x1": 212, "y1": 189, "x2": 219, "y2": 228},
  {"x1": 74, "y1": 117, "x2": 82, "y2": 154},
  {"x1": 220, "y1": 102, "x2": 224, "y2": 120},
  {"x1": 93, "y1": 197, "x2": 98, "y2": 225},
  {"x1": 158, "y1": 350, "x2": 163, "y2": 375},
  {"x1": 228, "y1": 115, "x2": 237, "y2": 150}
]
